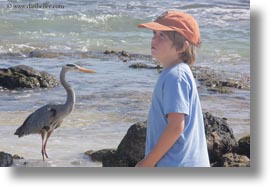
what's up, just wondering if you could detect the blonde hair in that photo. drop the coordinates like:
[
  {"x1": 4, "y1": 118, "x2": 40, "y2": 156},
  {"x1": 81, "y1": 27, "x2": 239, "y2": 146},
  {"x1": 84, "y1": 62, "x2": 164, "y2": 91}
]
[{"x1": 164, "y1": 31, "x2": 199, "y2": 65}]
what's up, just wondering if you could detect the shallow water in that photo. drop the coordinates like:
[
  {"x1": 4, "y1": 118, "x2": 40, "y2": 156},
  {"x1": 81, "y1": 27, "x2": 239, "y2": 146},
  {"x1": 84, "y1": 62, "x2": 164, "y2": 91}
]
[
  {"x1": 0, "y1": 0, "x2": 250, "y2": 167},
  {"x1": 0, "y1": 54, "x2": 249, "y2": 167},
  {"x1": 0, "y1": 0, "x2": 250, "y2": 72}
]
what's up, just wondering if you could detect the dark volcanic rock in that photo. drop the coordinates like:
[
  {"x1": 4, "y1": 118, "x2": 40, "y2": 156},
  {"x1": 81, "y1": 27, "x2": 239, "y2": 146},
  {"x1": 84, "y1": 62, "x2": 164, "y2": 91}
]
[
  {"x1": 191, "y1": 66, "x2": 250, "y2": 93},
  {"x1": 203, "y1": 112, "x2": 237, "y2": 163},
  {"x1": 85, "y1": 149, "x2": 116, "y2": 162},
  {"x1": 0, "y1": 152, "x2": 13, "y2": 167},
  {"x1": 86, "y1": 121, "x2": 146, "y2": 167},
  {"x1": 103, "y1": 50, "x2": 116, "y2": 55},
  {"x1": 28, "y1": 50, "x2": 91, "y2": 58},
  {"x1": 129, "y1": 63, "x2": 162, "y2": 69},
  {"x1": 12, "y1": 154, "x2": 24, "y2": 159},
  {"x1": 86, "y1": 113, "x2": 243, "y2": 167},
  {"x1": 29, "y1": 50, "x2": 60, "y2": 58},
  {"x1": 115, "y1": 121, "x2": 147, "y2": 165},
  {"x1": 234, "y1": 135, "x2": 250, "y2": 158},
  {"x1": 103, "y1": 50, "x2": 132, "y2": 62},
  {"x1": 86, "y1": 148, "x2": 129, "y2": 167},
  {"x1": 0, "y1": 65, "x2": 59, "y2": 90},
  {"x1": 103, "y1": 50, "x2": 156, "y2": 63},
  {"x1": 212, "y1": 152, "x2": 250, "y2": 167}
]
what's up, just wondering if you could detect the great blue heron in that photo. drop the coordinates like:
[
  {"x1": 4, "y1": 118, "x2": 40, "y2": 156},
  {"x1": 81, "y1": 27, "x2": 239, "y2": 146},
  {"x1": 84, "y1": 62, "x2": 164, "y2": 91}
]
[{"x1": 14, "y1": 64, "x2": 96, "y2": 161}]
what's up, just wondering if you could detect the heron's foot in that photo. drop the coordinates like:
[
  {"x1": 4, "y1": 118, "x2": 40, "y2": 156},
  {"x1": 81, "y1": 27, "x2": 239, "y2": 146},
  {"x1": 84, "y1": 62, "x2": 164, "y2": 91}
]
[
  {"x1": 41, "y1": 150, "x2": 49, "y2": 160},
  {"x1": 45, "y1": 151, "x2": 49, "y2": 159},
  {"x1": 41, "y1": 150, "x2": 45, "y2": 161}
]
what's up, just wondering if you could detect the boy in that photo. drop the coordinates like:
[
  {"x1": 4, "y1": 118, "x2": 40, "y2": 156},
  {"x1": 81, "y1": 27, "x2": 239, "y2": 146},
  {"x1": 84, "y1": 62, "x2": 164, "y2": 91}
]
[{"x1": 136, "y1": 10, "x2": 210, "y2": 167}]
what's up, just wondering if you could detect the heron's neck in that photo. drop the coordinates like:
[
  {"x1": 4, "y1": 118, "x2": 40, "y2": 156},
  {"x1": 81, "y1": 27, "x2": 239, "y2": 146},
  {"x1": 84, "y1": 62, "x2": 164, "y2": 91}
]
[{"x1": 60, "y1": 69, "x2": 75, "y2": 111}]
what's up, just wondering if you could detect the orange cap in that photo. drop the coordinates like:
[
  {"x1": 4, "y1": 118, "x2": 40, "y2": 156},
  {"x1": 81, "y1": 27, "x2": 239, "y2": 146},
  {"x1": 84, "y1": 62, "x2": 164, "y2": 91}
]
[{"x1": 138, "y1": 10, "x2": 201, "y2": 46}]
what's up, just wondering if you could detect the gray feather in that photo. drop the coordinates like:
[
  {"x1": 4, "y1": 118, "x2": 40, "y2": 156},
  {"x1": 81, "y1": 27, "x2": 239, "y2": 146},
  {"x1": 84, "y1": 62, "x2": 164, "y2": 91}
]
[
  {"x1": 14, "y1": 65, "x2": 80, "y2": 138},
  {"x1": 14, "y1": 104, "x2": 61, "y2": 137}
]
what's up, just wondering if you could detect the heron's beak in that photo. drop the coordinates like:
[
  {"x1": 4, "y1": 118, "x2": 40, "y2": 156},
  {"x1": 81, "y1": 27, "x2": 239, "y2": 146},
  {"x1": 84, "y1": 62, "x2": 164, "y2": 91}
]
[{"x1": 78, "y1": 67, "x2": 96, "y2": 73}]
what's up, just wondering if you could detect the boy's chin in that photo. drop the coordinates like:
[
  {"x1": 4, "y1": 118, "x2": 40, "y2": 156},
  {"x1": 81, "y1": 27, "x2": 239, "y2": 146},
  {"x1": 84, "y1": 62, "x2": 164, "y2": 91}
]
[
  {"x1": 151, "y1": 53, "x2": 158, "y2": 60},
  {"x1": 151, "y1": 56, "x2": 159, "y2": 62}
]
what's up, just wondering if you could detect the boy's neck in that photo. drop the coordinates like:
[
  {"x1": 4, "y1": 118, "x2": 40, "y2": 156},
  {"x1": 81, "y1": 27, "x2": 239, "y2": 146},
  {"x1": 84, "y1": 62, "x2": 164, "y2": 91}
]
[{"x1": 161, "y1": 59, "x2": 182, "y2": 69}]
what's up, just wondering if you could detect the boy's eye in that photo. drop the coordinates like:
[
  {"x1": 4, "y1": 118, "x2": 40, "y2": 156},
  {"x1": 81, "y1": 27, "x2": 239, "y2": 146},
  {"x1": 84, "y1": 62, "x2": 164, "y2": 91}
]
[{"x1": 153, "y1": 31, "x2": 165, "y2": 37}]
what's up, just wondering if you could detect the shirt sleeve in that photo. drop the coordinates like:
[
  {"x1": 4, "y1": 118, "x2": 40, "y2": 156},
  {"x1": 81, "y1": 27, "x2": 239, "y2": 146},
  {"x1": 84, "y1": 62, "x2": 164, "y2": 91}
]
[{"x1": 163, "y1": 74, "x2": 190, "y2": 117}]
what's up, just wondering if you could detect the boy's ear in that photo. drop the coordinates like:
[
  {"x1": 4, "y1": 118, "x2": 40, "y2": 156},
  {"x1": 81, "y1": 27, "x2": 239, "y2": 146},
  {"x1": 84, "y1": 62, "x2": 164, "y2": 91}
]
[{"x1": 176, "y1": 41, "x2": 189, "y2": 53}]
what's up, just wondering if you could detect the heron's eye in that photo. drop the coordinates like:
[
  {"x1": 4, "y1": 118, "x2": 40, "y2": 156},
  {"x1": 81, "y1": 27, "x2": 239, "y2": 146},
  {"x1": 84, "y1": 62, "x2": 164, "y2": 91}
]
[{"x1": 66, "y1": 64, "x2": 75, "y2": 67}]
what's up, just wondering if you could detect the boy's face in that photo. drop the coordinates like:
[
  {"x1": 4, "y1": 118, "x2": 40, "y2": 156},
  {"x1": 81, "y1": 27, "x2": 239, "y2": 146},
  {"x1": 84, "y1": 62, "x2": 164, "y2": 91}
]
[{"x1": 151, "y1": 30, "x2": 179, "y2": 68}]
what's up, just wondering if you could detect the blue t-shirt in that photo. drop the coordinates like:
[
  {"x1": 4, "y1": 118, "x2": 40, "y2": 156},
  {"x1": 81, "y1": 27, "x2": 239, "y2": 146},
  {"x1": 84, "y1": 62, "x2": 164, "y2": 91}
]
[{"x1": 146, "y1": 63, "x2": 210, "y2": 167}]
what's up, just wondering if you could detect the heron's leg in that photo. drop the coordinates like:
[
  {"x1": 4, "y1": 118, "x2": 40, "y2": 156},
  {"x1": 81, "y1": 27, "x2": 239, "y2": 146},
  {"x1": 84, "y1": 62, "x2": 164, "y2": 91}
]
[
  {"x1": 41, "y1": 131, "x2": 47, "y2": 161},
  {"x1": 43, "y1": 130, "x2": 53, "y2": 159}
]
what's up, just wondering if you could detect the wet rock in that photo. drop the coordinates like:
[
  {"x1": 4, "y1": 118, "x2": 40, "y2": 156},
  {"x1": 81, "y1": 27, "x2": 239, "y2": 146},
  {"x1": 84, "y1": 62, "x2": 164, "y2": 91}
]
[
  {"x1": 85, "y1": 149, "x2": 116, "y2": 162},
  {"x1": 102, "y1": 154, "x2": 130, "y2": 167},
  {"x1": 0, "y1": 152, "x2": 13, "y2": 167},
  {"x1": 28, "y1": 50, "x2": 91, "y2": 58},
  {"x1": 116, "y1": 121, "x2": 147, "y2": 165},
  {"x1": 103, "y1": 50, "x2": 116, "y2": 54},
  {"x1": 212, "y1": 152, "x2": 250, "y2": 167},
  {"x1": 103, "y1": 50, "x2": 158, "y2": 64},
  {"x1": 117, "y1": 51, "x2": 132, "y2": 62},
  {"x1": 0, "y1": 52, "x2": 25, "y2": 59},
  {"x1": 87, "y1": 113, "x2": 241, "y2": 167},
  {"x1": 85, "y1": 121, "x2": 146, "y2": 167},
  {"x1": 13, "y1": 154, "x2": 24, "y2": 159},
  {"x1": 129, "y1": 63, "x2": 162, "y2": 69},
  {"x1": 234, "y1": 135, "x2": 250, "y2": 158},
  {"x1": 203, "y1": 112, "x2": 237, "y2": 163},
  {"x1": 0, "y1": 65, "x2": 59, "y2": 90},
  {"x1": 119, "y1": 50, "x2": 130, "y2": 57},
  {"x1": 191, "y1": 66, "x2": 250, "y2": 93},
  {"x1": 207, "y1": 87, "x2": 232, "y2": 94},
  {"x1": 85, "y1": 149, "x2": 130, "y2": 167},
  {"x1": 29, "y1": 50, "x2": 60, "y2": 58},
  {"x1": 103, "y1": 50, "x2": 133, "y2": 62}
]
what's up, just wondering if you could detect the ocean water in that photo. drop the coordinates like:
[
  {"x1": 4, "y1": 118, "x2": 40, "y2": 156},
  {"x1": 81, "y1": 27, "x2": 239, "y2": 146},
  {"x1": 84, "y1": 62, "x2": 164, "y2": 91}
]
[{"x1": 0, "y1": 0, "x2": 250, "y2": 167}]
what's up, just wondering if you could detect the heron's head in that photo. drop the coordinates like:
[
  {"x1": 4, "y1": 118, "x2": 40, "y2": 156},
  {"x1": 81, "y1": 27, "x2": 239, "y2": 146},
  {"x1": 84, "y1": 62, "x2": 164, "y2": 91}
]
[{"x1": 63, "y1": 64, "x2": 96, "y2": 73}]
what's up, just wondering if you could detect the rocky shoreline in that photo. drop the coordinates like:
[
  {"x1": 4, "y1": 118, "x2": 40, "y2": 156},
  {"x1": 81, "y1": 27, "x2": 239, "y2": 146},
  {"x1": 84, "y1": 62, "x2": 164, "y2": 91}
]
[
  {"x1": 1, "y1": 50, "x2": 250, "y2": 94},
  {"x1": 84, "y1": 112, "x2": 250, "y2": 167},
  {"x1": 0, "y1": 50, "x2": 250, "y2": 167},
  {"x1": 129, "y1": 63, "x2": 250, "y2": 94},
  {"x1": 0, "y1": 152, "x2": 13, "y2": 167},
  {"x1": 1, "y1": 112, "x2": 250, "y2": 167},
  {"x1": 0, "y1": 65, "x2": 59, "y2": 90}
]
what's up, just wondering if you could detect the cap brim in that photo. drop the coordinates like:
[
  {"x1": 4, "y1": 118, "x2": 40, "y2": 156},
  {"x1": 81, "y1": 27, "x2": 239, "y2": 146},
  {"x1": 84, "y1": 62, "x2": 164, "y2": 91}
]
[{"x1": 138, "y1": 22, "x2": 174, "y2": 31}]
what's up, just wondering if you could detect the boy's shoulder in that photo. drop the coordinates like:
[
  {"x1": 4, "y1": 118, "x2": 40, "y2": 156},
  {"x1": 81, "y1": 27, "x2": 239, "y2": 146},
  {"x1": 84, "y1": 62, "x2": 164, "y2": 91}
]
[{"x1": 163, "y1": 63, "x2": 191, "y2": 81}]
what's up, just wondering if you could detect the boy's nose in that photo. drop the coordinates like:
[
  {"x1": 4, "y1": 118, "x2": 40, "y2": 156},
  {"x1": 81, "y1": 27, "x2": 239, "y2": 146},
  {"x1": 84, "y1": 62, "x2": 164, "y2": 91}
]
[{"x1": 151, "y1": 36, "x2": 158, "y2": 45}]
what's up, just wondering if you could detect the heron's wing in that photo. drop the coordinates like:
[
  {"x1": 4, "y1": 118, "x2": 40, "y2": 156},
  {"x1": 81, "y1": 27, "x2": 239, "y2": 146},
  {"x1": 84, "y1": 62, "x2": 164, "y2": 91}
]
[{"x1": 15, "y1": 104, "x2": 58, "y2": 137}]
